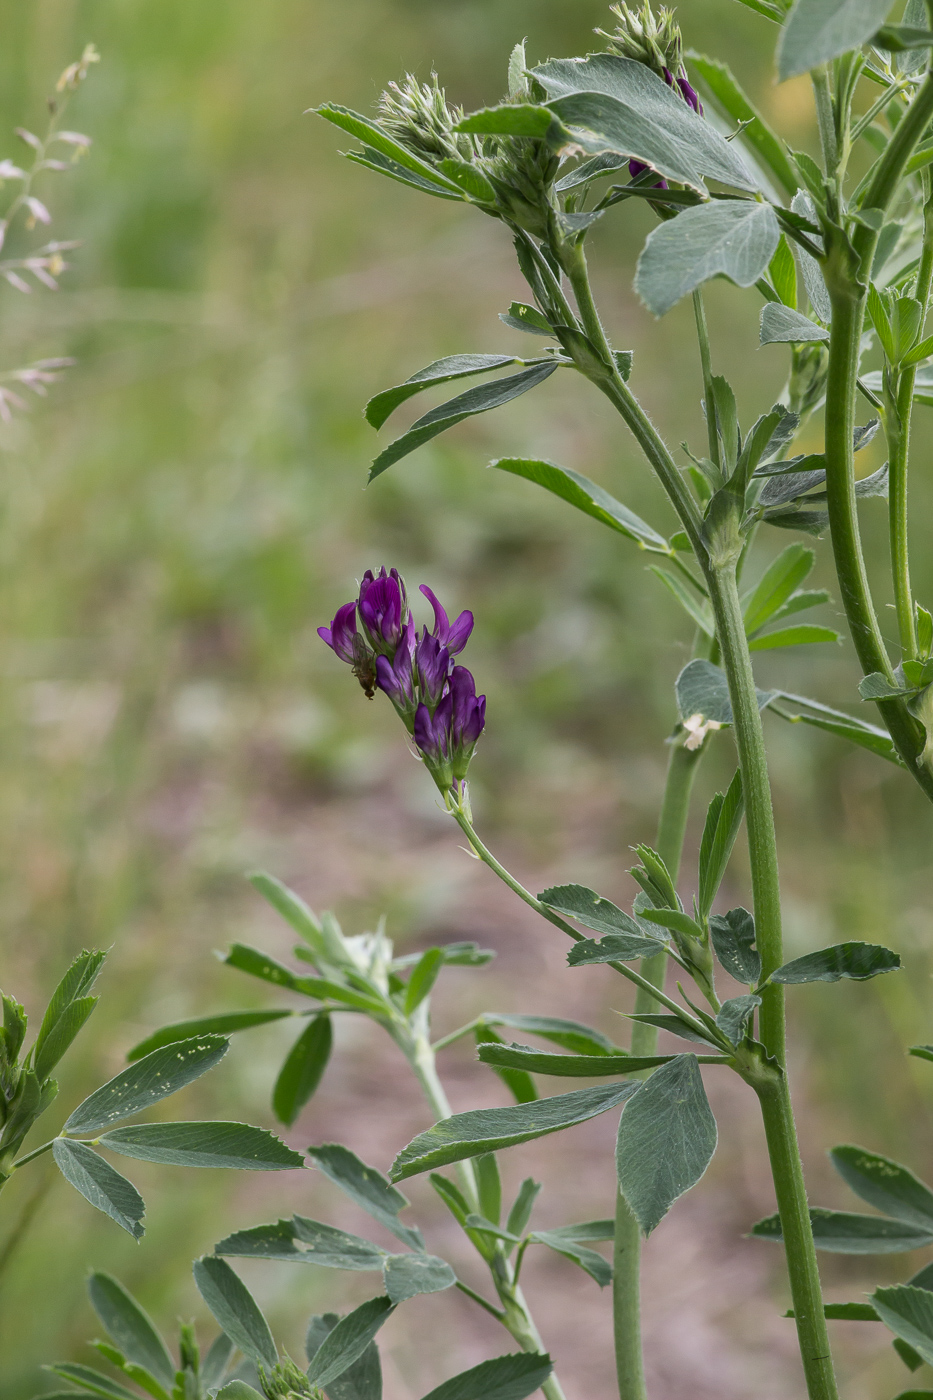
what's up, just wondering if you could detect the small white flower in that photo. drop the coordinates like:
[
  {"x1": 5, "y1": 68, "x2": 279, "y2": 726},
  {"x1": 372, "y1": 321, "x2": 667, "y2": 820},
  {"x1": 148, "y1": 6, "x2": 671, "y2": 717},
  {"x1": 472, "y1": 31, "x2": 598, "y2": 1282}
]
[{"x1": 682, "y1": 712, "x2": 723, "y2": 751}]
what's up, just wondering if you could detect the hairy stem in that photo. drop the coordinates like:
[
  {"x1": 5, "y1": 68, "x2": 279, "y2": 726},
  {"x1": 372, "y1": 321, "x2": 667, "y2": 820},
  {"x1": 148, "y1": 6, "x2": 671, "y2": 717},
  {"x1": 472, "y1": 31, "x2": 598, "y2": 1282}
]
[
  {"x1": 613, "y1": 741, "x2": 702, "y2": 1400},
  {"x1": 888, "y1": 195, "x2": 933, "y2": 658},
  {"x1": 405, "y1": 1028, "x2": 567, "y2": 1400},
  {"x1": 706, "y1": 562, "x2": 838, "y2": 1400}
]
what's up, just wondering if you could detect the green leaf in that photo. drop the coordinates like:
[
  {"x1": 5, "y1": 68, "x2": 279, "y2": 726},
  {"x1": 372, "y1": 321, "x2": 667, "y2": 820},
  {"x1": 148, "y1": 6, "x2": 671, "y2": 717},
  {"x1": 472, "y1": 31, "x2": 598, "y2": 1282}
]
[
  {"x1": 272, "y1": 1015, "x2": 332, "y2": 1127},
  {"x1": 418, "y1": 1353, "x2": 553, "y2": 1400},
  {"x1": 369, "y1": 363, "x2": 558, "y2": 481},
  {"x1": 635, "y1": 201, "x2": 780, "y2": 317},
  {"x1": 770, "y1": 942, "x2": 900, "y2": 984},
  {"x1": 127, "y1": 1011, "x2": 291, "y2": 1061},
  {"x1": 455, "y1": 105, "x2": 557, "y2": 138},
  {"x1": 315, "y1": 105, "x2": 463, "y2": 196},
  {"x1": 716, "y1": 995, "x2": 761, "y2": 1045},
  {"x1": 742, "y1": 543, "x2": 815, "y2": 634},
  {"x1": 649, "y1": 567, "x2": 714, "y2": 636},
  {"x1": 749, "y1": 624, "x2": 841, "y2": 650},
  {"x1": 498, "y1": 302, "x2": 554, "y2": 337},
  {"x1": 698, "y1": 770, "x2": 744, "y2": 919},
  {"x1": 830, "y1": 1146, "x2": 933, "y2": 1229},
  {"x1": 33, "y1": 949, "x2": 106, "y2": 1081},
  {"x1": 686, "y1": 52, "x2": 798, "y2": 195},
  {"x1": 436, "y1": 157, "x2": 496, "y2": 203},
  {"x1": 45, "y1": 1364, "x2": 143, "y2": 1400},
  {"x1": 760, "y1": 303, "x2": 830, "y2": 343},
  {"x1": 193, "y1": 1257, "x2": 277, "y2": 1371},
  {"x1": 307, "y1": 1297, "x2": 395, "y2": 1389},
  {"x1": 99, "y1": 1121, "x2": 305, "y2": 1170},
  {"x1": 66, "y1": 1035, "x2": 229, "y2": 1135},
  {"x1": 872, "y1": 1286, "x2": 933, "y2": 1367},
  {"x1": 308, "y1": 1143, "x2": 424, "y2": 1250},
  {"x1": 202, "y1": 1333, "x2": 236, "y2": 1389},
  {"x1": 345, "y1": 146, "x2": 464, "y2": 202},
  {"x1": 383, "y1": 1253, "x2": 456, "y2": 1303},
  {"x1": 216, "y1": 1386, "x2": 264, "y2": 1400},
  {"x1": 676, "y1": 658, "x2": 776, "y2": 726},
  {"x1": 475, "y1": 1022, "x2": 538, "y2": 1105},
  {"x1": 404, "y1": 949, "x2": 445, "y2": 1015},
  {"x1": 52, "y1": 1139, "x2": 145, "y2": 1239},
  {"x1": 526, "y1": 1229, "x2": 612, "y2": 1287},
  {"x1": 777, "y1": 0, "x2": 895, "y2": 79},
  {"x1": 751, "y1": 1207, "x2": 933, "y2": 1252},
  {"x1": 784, "y1": 1302, "x2": 880, "y2": 1320},
  {"x1": 636, "y1": 907, "x2": 705, "y2": 941},
  {"x1": 365, "y1": 356, "x2": 525, "y2": 431},
  {"x1": 532, "y1": 54, "x2": 757, "y2": 193},
  {"x1": 215, "y1": 1215, "x2": 386, "y2": 1268},
  {"x1": 768, "y1": 236, "x2": 798, "y2": 308},
  {"x1": 627, "y1": 1014, "x2": 721, "y2": 1048},
  {"x1": 87, "y1": 1273, "x2": 175, "y2": 1387},
  {"x1": 391, "y1": 1082, "x2": 640, "y2": 1182},
  {"x1": 860, "y1": 671, "x2": 914, "y2": 701},
  {"x1": 771, "y1": 690, "x2": 903, "y2": 764},
  {"x1": 568, "y1": 934, "x2": 669, "y2": 966},
  {"x1": 305, "y1": 1316, "x2": 382, "y2": 1400},
  {"x1": 506, "y1": 1178, "x2": 541, "y2": 1238},
  {"x1": 480, "y1": 1013, "x2": 619, "y2": 1055},
  {"x1": 539, "y1": 883, "x2": 659, "y2": 942},
  {"x1": 489, "y1": 458, "x2": 667, "y2": 551},
  {"x1": 910, "y1": 1045, "x2": 933, "y2": 1064},
  {"x1": 709, "y1": 908, "x2": 761, "y2": 984},
  {"x1": 476, "y1": 1151, "x2": 502, "y2": 1225},
  {"x1": 616, "y1": 1055, "x2": 718, "y2": 1235},
  {"x1": 477, "y1": 1042, "x2": 676, "y2": 1076},
  {"x1": 1, "y1": 993, "x2": 26, "y2": 1062}
]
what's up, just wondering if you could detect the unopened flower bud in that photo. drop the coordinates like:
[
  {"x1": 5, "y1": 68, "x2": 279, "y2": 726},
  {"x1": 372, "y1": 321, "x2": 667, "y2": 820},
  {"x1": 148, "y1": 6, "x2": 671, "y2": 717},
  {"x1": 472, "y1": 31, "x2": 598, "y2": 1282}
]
[
  {"x1": 358, "y1": 567, "x2": 408, "y2": 657},
  {"x1": 597, "y1": 3, "x2": 684, "y2": 78},
  {"x1": 378, "y1": 74, "x2": 473, "y2": 165}
]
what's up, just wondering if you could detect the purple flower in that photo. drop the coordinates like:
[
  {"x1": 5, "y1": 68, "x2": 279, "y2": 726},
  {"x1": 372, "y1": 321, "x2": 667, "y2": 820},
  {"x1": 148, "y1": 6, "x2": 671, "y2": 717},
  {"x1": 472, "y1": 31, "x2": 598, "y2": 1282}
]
[
  {"x1": 419, "y1": 584, "x2": 474, "y2": 656},
  {"x1": 318, "y1": 600, "x2": 378, "y2": 697},
  {"x1": 414, "y1": 694, "x2": 453, "y2": 786},
  {"x1": 359, "y1": 567, "x2": 407, "y2": 656},
  {"x1": 317, "y1": 601, "x2": 359, "y2": 663},
  {"x1": 375, "y1": 616, "x2": 417, "y2": 716},
  {"x1": 416, "y1": 631, "x2": 451, "y2": 711},
  {"x1": 449, "y1": 666, "x2": 486, "y2": 779}
]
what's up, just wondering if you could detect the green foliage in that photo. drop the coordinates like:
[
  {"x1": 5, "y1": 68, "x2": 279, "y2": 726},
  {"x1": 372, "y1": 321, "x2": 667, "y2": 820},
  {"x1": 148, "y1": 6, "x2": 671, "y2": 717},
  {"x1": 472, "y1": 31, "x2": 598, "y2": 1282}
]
[
  {"x1": 615, "y1": 1055, "x2": 718, "y2": 1235},
  {"x1": 490, "y1": 459, "x2": 668, "y2": 551},
  {"x1": 306, "y1": 1298, "x2": 394, "y2": 1390},
  {"x1": 769, "y1": 942, "x2": 900, "y2": 984},
  {"x1": 418, "y1": 1353, "x2": 552, "y2": 1400},
  {"x1": 307, "y1": 1144, "x2": 424, "y2": 1251},
  {"x1": 636, "y1": 201, "x2": 781, "y2": 317},
  {"x1": 777, "y1": 0, "x2": 896, "y2": 79},
  {"x1": 193, "y1": 1257, "x2": 277, "y2": 1371},
  {"x1": 272, "y1": 1016, "x2": 332, "y2": 1127}
]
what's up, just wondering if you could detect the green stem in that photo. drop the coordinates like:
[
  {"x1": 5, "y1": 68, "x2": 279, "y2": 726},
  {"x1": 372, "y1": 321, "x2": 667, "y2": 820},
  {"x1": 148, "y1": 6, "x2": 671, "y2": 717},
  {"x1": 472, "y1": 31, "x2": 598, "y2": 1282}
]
[
  {"x1": 613, "y1": 741, "x2": 702, "y2": 1400},
  {"x1": 692, "y1": 290, "x2": 721, "y2": 471},
  {"x1": 705, "y1": 562, "x2": 838, "y2": 1400},
  {"x1": 405, "y1": 1028, "x2": 566, "y2": 1400},
  {"x1": 811, "y1": 66, "x2": 838, "y2": 186},
  {"x1": 888, "y1": 198, "x2": 933, "y2": 658}
]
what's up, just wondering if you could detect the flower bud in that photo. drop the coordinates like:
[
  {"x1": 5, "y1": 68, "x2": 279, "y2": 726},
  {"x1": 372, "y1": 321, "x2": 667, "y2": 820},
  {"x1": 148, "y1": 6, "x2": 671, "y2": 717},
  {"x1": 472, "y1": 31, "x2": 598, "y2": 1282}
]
[
  {"x1": 378, "y1": 73, "x2": 474, "y2": 164},
  {"x1": 358, "y1": 567, "x2": 408, "y2": 657},
  {"x1": 597, "y1": 3, "x2": 684, "y2": 79},
  {"x1": 449, "y1": 665, "x2": 486, "y2": 780},
  {"x1": 416, "y1": 631, "x2": 452, "y2": 712}
]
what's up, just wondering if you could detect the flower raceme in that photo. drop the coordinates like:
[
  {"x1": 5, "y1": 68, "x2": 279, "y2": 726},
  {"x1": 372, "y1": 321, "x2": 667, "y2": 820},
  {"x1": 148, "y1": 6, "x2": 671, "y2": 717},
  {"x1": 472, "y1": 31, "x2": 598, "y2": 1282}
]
[{"x1": 318, "y1": 568, "x2": 485, "y2": 791}]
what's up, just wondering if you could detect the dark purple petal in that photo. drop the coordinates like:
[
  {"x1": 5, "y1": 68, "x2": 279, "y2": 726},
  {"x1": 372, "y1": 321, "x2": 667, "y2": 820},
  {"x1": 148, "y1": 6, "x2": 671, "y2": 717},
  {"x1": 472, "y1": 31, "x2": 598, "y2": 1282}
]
[
  {"x1": 376, "y1": 651, "x2": 415, "y2": 708},
  {"x1": 416, "y1": 632, "x2": 451, "y2": 709},
  {"x1": 628, "y1": 158, "x2": 668, "y2": 190},
  {"x1": 358, "y1": 572, "x2": 405, "y2": 654},
  {"x1": 318, "y1": 601, "x2": 359, "y2": 664},
  {"x1": 449, "y1": 666, "x2": 485, "y2": 778},
  {"x1": 676, "y1": 76, "x2": 702, "y2": 114},
  {"x1": 413, "y1": 695, "x2": 451, "y2": 765},
  {"x1": 419, "y1": 584, "x2": 450, "y2": 640},
  {"x1": 445, "y1": 610, "x2": 474, "y2": 656}
]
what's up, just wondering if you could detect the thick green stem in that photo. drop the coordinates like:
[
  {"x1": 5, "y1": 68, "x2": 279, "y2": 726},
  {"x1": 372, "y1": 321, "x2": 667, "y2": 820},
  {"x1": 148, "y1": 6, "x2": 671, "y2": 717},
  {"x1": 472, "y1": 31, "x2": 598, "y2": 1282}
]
[
  {"x1": 823, "y1": 262, "x2": 933, "y2": 797},
  {"x1": 613, "y1": 741, "x2": 702, "y2": 1400},
  {"x1": 705, "y1": 562, "x2": 838, "y2": 1400},
  {"x1": 887, "y1": 198, "x2": 933, "y2": 658}
]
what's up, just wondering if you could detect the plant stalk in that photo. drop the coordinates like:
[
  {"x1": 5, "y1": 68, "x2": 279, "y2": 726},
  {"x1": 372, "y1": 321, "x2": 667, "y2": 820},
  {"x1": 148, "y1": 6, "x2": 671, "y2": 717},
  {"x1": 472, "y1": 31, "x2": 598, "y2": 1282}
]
[
  {"x1": 612, "y1": 740, "x2": 702, "y2": 1400},
  {"x1": 405, "y1": 1029, "x2": 567, "y2": 1400},
  {"x1": 705, "y1": 561, "x2": 838, "y2": 1400}
]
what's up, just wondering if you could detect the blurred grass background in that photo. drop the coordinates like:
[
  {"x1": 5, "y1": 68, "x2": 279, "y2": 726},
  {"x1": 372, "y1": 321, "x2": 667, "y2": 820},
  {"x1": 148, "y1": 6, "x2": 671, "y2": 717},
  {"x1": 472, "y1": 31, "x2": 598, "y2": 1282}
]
[{"x1": 1, "y1": 0, "x2": 933, "y2": 1395}]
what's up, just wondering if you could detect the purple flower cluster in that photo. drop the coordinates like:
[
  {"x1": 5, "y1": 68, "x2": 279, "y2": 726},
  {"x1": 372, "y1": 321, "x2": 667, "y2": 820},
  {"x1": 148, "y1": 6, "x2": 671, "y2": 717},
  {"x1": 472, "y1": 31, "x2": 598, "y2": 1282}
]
[
  {"x1": 318, "y1": 568, "x2": 486, "y2": 791},
  {"x1": 629, "y1": 69, "x2": 702, "y2": 186}
]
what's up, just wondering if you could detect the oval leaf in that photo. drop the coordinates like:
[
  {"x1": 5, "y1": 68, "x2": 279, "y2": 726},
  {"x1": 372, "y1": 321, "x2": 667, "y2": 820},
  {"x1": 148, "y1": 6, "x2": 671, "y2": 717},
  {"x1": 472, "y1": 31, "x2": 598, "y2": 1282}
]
[
  {"x1": 272, "y1": 1015, "x2": 332, "y2": 1127},
  {"x1": 98, "y1": 1121, "x2": 305, "y2": 1170},
  {"x1": 308, "y1": 1143, "x2": 424, "y2": 1250},
  {"x1": 616, "y1": 1054, "x2": 718, "y2": 1235},
  {"x1": 66, "y1": 1035, "x2": 229, "y2": 1135},
  {"x1": 382, "y1": 1253, "x2": 456, "y2": 1303},
  {"x1": 770, "y1": 942, "x2": 900, "y2": 984},
  {"x1": 391, "y1": 1082, "x2": 640, "y2": 1182},
  {"x1": 419, "y1": 1352, "x2": 553, "y2": 1400},
  {"x1": 752, "y1": 1207, "x2": 933, "y2": 1253},
  {"x1": 306, "y1": 1296, "x2": 395, "y2": 1390},
  {"x1": 490, "y1": 458, "x2": 667, "y2": 549},
  {"x1": 193, "y1": 1257, "x2": 276, "y2": 1371},
  {"x1": 477, "y1": 1042, "x2": 673, "y2": 1077},
  {"x1": 215, "y1": 1215, "x2": 386, "y2": 1269},
  {"x1": 778, "y1": 0, "x2": 897, "y2": 81},
  {"x1": 87, "y1": 1273, "x2": 175, "y2": 1387},
  {"x1": 831, "y1": 1145, "x2": 933, "y2": 1229},
  {"x1": 127, "y1": 1011, "x2": 291, "y2": 1061},
  {"x1": 52, "y1": 1139, "x2": 145, "y2": 1240},
  {"x1": 635, "y1": 201, "x2": 780, "y2": 317},
  {"x1": 760, "y1": 302, "x2": 830, "y2": 343},
  {"x1": 365, "y1": 355, "x2": 524, "y2": 430},
  {"x1": 871, "y1": 1285, "x2": 933, "y2": 1367}
]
